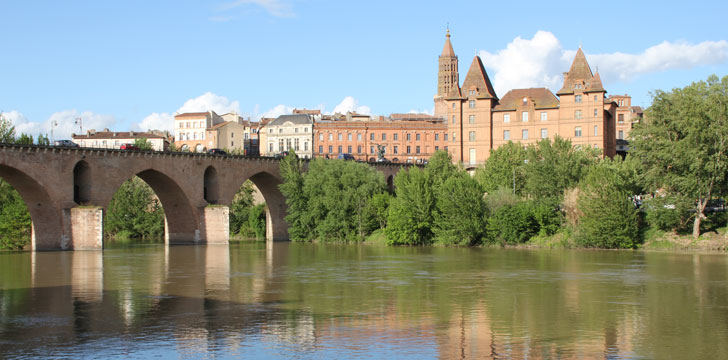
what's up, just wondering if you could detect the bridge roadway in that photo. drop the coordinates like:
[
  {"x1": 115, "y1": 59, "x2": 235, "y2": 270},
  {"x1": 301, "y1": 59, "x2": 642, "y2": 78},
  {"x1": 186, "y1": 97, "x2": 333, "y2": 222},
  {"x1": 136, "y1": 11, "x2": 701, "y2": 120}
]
[{"x1": 0, "y1": 144, "x2": 402, "y2": 251}]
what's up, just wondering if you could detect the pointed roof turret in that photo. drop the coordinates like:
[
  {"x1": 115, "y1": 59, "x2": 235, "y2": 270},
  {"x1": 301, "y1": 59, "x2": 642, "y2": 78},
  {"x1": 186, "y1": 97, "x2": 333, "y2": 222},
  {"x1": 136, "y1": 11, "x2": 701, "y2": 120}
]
[
  {"x1": 557, "y1": 47, "x2": 603, "y2": 95},
  {"x1": 590, "y1": 70, "x2": 605, "y2": 93},
  {"x1": 461, "y1": 56, "x2": 498, "y2": 100},
  {"x1": 441, "y1": 28, "x2": 456, "y2": 57}
]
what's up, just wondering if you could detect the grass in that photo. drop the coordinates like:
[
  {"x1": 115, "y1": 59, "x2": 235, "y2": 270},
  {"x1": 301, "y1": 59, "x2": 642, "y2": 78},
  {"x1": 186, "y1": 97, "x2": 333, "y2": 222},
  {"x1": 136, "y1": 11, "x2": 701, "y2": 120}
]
[{"x1": 365, "y1": 229, "x2": 389, "y2": 246}]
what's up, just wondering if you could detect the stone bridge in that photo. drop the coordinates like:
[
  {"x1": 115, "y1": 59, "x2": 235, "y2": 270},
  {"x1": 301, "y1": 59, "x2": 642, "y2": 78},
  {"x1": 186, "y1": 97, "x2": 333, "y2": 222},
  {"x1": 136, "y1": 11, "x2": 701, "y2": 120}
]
[{"x1": 0, "y1": 144, "x2": 403, "y2": 251}]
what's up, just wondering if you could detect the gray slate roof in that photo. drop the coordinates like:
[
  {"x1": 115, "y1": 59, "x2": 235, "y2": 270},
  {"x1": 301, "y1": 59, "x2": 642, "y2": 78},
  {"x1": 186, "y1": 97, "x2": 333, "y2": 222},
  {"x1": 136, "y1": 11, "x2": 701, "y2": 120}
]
[{"x1": 269, "y1": 114, "x2": 312, "y2": 126}]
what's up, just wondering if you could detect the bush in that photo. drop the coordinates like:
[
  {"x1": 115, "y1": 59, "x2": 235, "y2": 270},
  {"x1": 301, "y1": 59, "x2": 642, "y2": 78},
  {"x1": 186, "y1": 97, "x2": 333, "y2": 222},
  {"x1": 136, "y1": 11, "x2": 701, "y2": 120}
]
[
  {"x1": 642, "y1": 195, "x2": 693, "y2": 233},
  {"x1": 486, "y1": 202, "x2": 539, "y2": 245},
  {"x1": 575, "y1": 163, "x2": 640, "y2": 249},
  {"x1": 0, "y1": 180, "x2": 31, "y2": 250}
]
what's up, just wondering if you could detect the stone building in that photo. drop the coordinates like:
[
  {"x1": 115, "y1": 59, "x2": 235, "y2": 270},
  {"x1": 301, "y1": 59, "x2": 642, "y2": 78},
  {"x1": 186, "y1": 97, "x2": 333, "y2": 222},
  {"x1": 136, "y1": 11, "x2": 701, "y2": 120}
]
[
  {"x1": 72, "y1": 129, "x2": 171, "y2": 151},
  {"x1": 174, "y1": 110, "x2": 260, "y2": 153},
  {"x1": 259, "y1": 114, "x2": 314, "y2": 158}
]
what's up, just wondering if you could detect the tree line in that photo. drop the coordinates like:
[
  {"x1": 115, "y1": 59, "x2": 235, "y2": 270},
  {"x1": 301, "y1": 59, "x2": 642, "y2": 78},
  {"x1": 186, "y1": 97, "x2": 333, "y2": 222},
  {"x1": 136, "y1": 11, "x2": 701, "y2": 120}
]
[{"x1": 279, "y1": 74, "x2": 728, "y2": 248}]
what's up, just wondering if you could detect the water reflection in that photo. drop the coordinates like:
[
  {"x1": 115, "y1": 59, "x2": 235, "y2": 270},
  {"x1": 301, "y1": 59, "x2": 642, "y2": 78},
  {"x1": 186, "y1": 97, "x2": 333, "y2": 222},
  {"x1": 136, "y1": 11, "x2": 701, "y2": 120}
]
[{"x1": 0, "y1": 245, "x2": 727, "y2": 359}]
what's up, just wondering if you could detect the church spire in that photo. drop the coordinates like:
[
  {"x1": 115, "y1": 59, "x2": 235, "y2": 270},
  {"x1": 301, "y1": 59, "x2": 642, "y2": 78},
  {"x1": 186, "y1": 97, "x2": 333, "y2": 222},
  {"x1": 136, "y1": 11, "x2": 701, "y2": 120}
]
[{"x1": 437, "y1": 28, "x2": 459, "y2": 98}]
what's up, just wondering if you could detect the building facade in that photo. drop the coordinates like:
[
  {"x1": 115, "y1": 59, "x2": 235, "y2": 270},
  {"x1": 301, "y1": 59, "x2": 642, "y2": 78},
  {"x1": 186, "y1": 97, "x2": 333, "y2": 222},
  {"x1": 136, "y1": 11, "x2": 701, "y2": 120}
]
[
  {"x1": 259, "y1": 114, "x2": 314, "y2": 158},
  {"x1": 313, "y1": 114, "x2": 446, "y2": 163},
  {"x1": 72, "y1": 129, "x2": 171, "y2": 151},
  {"x1": 434, "y1": 31, "x2": 621, "y2": 163},
  {"x1": 174, "y1": 111, "x2": 260, "y2": 153}
]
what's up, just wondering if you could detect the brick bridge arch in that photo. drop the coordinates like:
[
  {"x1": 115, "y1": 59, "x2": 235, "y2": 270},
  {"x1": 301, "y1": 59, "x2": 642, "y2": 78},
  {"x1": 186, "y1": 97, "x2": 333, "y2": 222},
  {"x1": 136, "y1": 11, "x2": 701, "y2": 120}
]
[{"x1": 0, "y1": 145, "x2": 409, "y2": 250}]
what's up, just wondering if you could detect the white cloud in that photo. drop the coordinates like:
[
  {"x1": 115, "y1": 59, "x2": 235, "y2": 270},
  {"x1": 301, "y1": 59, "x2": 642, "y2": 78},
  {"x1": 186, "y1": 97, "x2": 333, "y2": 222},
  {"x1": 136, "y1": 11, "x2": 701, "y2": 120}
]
[
  {"x1": 588, "y1": 40, "x2": 728, "y2": 83},
  {"x1": 3, "y1": 109, "x2": 117, "y2": 140},
  {"x1": 177, "y1": 92, "x2": 240, "y2": 115},
  {"x1": 479, "y1": 31, "x2": 728, "y2": 96},
  {"x1": 220, "y1": 0, "x2": 294, "y2": 18},
  {"x1": 479, "y1": 31, "x2": 569, "y2": 97},
  {"x1": 331, "y1": 96, "x2": 371, "y2": 115},
  {"x1": 259, "y1": 104, "x2": 295, "y2": 119},
  {"x1": 137, "y1": 112, "x2": 175, "y2": 132}
]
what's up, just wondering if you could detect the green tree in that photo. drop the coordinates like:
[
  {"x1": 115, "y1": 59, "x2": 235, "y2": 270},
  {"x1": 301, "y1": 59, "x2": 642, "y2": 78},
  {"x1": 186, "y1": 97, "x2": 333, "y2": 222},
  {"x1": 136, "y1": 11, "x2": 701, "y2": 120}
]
[
  {"x1": 0, "y1": 113, "x2": 16, "y2": 143},
  {"x1": 0, "y1": 180, "x2": 31, "y2": 249},
  {"x1": 133, "y1": 137, "x2": 154, "y2": 151},
  {"x1": 229, "y1": 180, "x2": 256, "y2": 236},
  {"x1": 433, "y1": 171, "x2": 488, "y2": 246},
  {"x1": 278, "y1": 150, "x2": 311, "y2": 241},
  {"x1": 105, "y1": 177, "x2": 164, "y2": 240},
  {"x1": 16, "y1": 133, "x2": 33, "y2": 145},
  {"x1": 631, "y1": 75, "x2": 728, "y2": 239},
  {"x1": 36, "y1": 133, "x2": 50, "y2": 146},
  {"x1": 486, "y1": 201, "x2": 539, "y2": 245},
  {"x1": 575, "y1": 161, "x2": 640, "y2": 248},
  {"x1": 524, "y1": 136, "x2": 599, "y2": 201},
  {"x1": 386, "y1": 167, "x2": 437, "y2": 245},
  {"x1": 475, "y1": 141, "x2": 527, "y2": 195}
]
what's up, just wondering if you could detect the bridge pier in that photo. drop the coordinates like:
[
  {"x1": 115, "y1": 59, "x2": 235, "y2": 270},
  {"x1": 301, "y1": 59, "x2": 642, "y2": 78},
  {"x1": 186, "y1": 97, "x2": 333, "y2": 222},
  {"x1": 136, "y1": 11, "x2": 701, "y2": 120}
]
[
  {"x1": 65, "y1": 207, "x2": 104, "y2": 250},
  {"x1": 203, "y1": 206, "x2": 230, "y2": 244}
]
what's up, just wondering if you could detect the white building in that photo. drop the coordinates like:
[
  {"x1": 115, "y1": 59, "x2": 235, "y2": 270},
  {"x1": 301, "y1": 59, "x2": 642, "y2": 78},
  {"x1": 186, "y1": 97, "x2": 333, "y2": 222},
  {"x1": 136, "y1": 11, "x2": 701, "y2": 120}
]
[{"x1": 259, "y1": 114, "x2": 314, "y2": 158}]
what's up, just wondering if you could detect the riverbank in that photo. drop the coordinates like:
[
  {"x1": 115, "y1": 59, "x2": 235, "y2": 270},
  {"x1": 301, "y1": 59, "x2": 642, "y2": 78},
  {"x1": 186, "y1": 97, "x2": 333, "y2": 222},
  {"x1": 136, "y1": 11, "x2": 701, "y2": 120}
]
[{"x1": 364, "y1": 228, "x2": 728, "y2": 252}]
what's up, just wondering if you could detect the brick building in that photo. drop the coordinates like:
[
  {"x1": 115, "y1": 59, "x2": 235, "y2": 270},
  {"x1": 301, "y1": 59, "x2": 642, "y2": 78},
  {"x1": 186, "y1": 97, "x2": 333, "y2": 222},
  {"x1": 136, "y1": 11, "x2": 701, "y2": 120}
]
[{"x1": 434, "y1": 30, "x2": 625, "y2": 163}]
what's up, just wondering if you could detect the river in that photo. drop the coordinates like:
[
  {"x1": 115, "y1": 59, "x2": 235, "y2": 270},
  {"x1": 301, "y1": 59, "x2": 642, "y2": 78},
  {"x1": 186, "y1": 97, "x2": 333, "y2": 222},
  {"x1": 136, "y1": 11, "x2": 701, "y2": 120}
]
[{"x1": 1, "y1": 243, "x2": 727, "y2": 359}]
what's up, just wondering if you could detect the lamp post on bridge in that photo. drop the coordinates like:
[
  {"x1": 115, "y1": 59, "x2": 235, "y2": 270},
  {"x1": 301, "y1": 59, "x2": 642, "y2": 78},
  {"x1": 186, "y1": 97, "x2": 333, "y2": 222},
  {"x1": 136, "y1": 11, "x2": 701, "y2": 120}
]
[{"x1": 50, "y1": 120, "x2": 58, "y2": 143}]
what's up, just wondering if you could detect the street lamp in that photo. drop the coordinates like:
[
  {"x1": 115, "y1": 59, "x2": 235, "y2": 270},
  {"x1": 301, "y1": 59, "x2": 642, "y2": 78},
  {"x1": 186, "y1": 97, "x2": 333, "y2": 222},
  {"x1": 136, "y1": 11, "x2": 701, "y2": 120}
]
[
  {"x1": 75, "y1": 117, "x2": 83, "y2": 133},
  {"x1": 50, "y1": 120, "x2": 58, "y2": 143}
]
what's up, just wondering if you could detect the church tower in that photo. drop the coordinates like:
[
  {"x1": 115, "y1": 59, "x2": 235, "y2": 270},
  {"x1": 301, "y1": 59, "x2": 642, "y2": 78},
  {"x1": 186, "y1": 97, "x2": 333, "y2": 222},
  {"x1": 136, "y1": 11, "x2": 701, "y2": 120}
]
[{"x1": 434, "y1": 29, "x2": 459, "y2": 118}]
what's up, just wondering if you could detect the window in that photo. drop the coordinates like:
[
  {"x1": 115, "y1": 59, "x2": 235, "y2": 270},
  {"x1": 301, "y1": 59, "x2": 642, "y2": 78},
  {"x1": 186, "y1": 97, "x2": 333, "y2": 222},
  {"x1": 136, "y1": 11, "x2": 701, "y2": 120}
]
[
  {"x1": 469, "y1": 148, "x2": 476, "y2": 165},
  {"x1": 370, "y1": 146, "x2": 375, "y2": 154},
  {"x1": 469, "y1": 90, "x2": 475, "y2": 95},
  {"x1": 469, "y1": 115, "x2": 475, "y2": 124},
  {"x1": 304, "y1": 142, "x2": 309, "y2": 151},
  {"x1": 594, "y1": 125, "x2": 598, "y2": 136},
  {"x1": 541, "y1": 129, "x2": 547, "y2": 139},
  {"x1": 328, "y1": 145, "x2": 333, "y2": 153},
  {"x1": 382, "y1": 133, "x2": 386, "y2": 141},
  {"x1": 469, "y1": 131, "x2": 476, "y2": 141},
  {"x1": 394, "y1": 145, "x2": 399, "y2": 154},
  {"x1": 575, "y1": 110, "x2": 582, "y2": 119},
  {"x1": 452, "y1": 103, "x2": 455, "y2": 109},
  {"x1": 504, "y1": 114, "x2": 510, "y2": 123},
  {"x1": 279, "y1": 128, "x2": 283, "y2": 133},
  {"x1": 541, "y1": 112, "x2": 547, "y2": 121},
  {"x1": 347, "y1": 145, "x2": 352, "y2": 153},
  {"x1": 575, "y1": 127, "x2": 582, "y2": 137},
  {"x1": 618, "y1": 130, "x2": 624, "y2": 140},
  {"x1": 522, "y1": 111, "x2": 528, "y2": 122},
  {"x1": 452, "y1": 115, "x2": 456, "y2": 124},
  {"x1": 357, "y1": 134, "x2": 362, "y2": 141},
  {"x1": 444, "y1": 146, "x2": 448, "y2": 151},
  {"x1": 416, "y1": 134, "x2": 421, "y2": 141},
  {"x1": 370, "y1": 133, "x2": 375, "y2": 141},
  {"x1": 435, "y1": 133, "x2": 439, "y2": 141},
  {"x1": 406, "y1": 146, "x2": 411, "y2": 154},
  {"x1": 435, "y1": 146, "x2": 439, "y2": 151},
  {"x1": 270, "y1": 143, "x2": 274, "y2": 152},
  {"x1": 594, "y1": 109, "x2": 598, "y2": 117},
  {"x1": 294, "y1": 138, "x2": 300, "y2": 151},
  {"x1": 503, "y1": 130, "x2": 510, "y2": 140},
  {"x1": 393, "y1": 133, "x2": 398, "y2": 141},
  {"x1": 337, "y1": 145, "x2": 342, "y2": 153},
  {"x1": 319, "y1": 133, "x2": 324, "y2": 141},
  {"x1": 593, "y1": 95, "x2": 597, "y2": 102},
  {"x1": 406, "y1": 133, "x2": 411, "y2": 141},
  {"x1": 452, "y1": 132, "x2": 456, "y2": 142},
  {"x1": 357, "y1": 145, "x2": 362, "y2": 153},
  {"x1": 575, "y1": 95, "x2": 582, "y2": 103},
  {"x1": 305, "y1": 127, "x2": 308, "y2": 132},
  {"x1": 295, "y1": 128, "x2": 299, "y2": 133},
  {"x1": 348, "y1": 133, "x2": 352, "y2": 141},
  {"x1": 230, "y1": 132, "x2": 234, "y2": 138},
  {"x1": 416, "y1": 146, "x2": 420, "y2": 154},
  {"x1": 522, "y1": 129, "x2": 528, "y2": 140},
  {"x1": 338, "y1": 133, "x2": 343, "y2": 141},
  {"x1": 469, "y1": 100, "x2": 475, "y2": 108},
  {"x1": 279, "y1": 139, "x2": 284, "y2": 151},
  {"x1": 244, "y1": 133, "x2": 249, "y2": 139},
  {"x1": 618, "y1": 114, "x2": 625, "y2": 123},
  {"x1": 444, "y1": 133, "x2": 448, "y2": 141},
  {"x1": 328, "y1": 134, "x2": 333, "y2": 141},
  {"x1": 269, "y1": 129, "x2": 273, "y2": 133}
]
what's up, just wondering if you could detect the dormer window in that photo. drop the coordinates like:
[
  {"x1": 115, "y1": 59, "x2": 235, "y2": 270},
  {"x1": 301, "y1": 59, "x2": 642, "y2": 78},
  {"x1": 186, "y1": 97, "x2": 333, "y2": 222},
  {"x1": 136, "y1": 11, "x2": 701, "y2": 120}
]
[
  {"x1": 469, "y1": 90, "x2": 476, "y2": 95},
  {"x1": 522, "y1": 97, "x2": 528, "y2": 105}
]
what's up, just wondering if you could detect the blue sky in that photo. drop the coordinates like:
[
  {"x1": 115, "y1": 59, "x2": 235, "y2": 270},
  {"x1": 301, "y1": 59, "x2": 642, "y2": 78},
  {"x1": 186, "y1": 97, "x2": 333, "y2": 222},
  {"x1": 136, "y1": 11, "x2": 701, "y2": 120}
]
[{"x1": 2, "y1": 0, "x2": 727, "y2": 139}]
